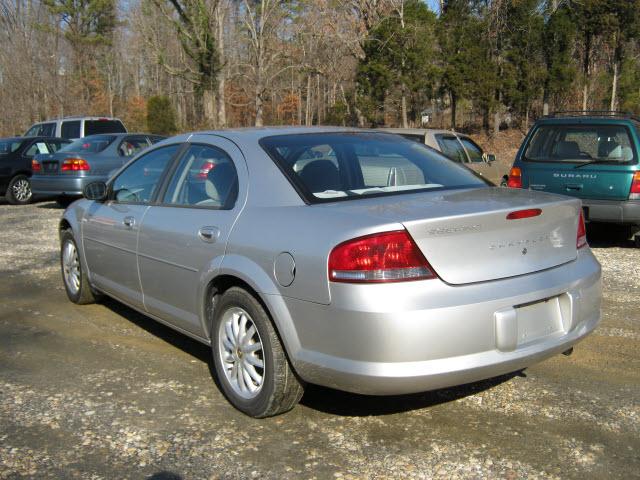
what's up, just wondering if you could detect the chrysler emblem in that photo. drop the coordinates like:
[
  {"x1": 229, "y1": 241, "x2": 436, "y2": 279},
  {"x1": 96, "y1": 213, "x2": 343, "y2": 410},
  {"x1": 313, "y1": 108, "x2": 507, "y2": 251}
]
[{"x1": 522, "y1": 248, "x2": 528, "y2": 255}]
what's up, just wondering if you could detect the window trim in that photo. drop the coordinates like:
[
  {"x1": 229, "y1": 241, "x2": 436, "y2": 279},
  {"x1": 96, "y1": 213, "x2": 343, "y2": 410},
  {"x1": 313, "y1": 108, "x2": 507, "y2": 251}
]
[
  {"x1": 107, "y1": 143, "x2": 186, "y2": 206},
  {"x1": 156, "y1": 142, "x2": 240, "y2": 211}
]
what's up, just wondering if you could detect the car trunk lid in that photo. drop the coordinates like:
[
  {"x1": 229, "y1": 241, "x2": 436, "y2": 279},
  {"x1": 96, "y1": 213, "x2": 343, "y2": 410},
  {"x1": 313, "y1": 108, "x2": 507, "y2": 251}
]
[{"x1": 322, "y1": 187, "x2": 581, "y2": 285}]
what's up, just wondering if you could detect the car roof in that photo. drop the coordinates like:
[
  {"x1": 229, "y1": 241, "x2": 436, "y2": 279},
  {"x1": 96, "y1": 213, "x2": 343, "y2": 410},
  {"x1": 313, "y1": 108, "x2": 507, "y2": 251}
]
[
  {"x1": 377, "y1": 127, "x2": 463, "y2": 136},
  {"x1": 31, "y1": 116, "x2": 123, "y2": 123},
  {"x1": 0, "y1": 136, "x2": 69, "y2": 142}
]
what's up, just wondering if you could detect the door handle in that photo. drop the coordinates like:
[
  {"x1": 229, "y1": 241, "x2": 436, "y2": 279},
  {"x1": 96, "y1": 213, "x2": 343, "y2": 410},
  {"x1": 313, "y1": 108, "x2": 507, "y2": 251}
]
[
  {"x1": 198, "y1": 226, "x2": 220, "y2": 243},
  {"x1": 123, "y1": 216, "x2": 135, "y2": 228},
  {"x1": 565, "y1": 184, "x2": 583, "y2": 191}
]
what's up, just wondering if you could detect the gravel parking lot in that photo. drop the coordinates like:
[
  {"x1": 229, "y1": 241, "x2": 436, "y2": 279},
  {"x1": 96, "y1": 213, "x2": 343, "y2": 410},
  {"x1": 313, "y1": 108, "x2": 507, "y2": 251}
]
[{"x1": 1, "y1": 201, "x2": 639, "y2": 479}]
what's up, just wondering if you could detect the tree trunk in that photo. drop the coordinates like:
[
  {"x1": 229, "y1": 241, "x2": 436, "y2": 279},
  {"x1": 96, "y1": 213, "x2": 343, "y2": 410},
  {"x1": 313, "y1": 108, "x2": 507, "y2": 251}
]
[
  {"x1": 305, "y1": 75, "x2": 312, "y2": 126},
  {"x1": 450, "y1": 91, "x2": 456, "y2": 130},
  {"x1": 216, "y1": 4, "x2": 227, "y2": 128},
  {"x1": 582, "y1": 32, "x2": 591, "y2": 112},
  {"x1": 401, "y1": 83, "x2": 408, "y2": 128},
  {"x1": 203, "y1": 89, "x2": 215, "y2": 128},
  {"x1": 255, "y1": 87, "x2": 264, "y2": 127},
  {"x1": 610, "y1": 36, "x2": 621, "y2": 112}
]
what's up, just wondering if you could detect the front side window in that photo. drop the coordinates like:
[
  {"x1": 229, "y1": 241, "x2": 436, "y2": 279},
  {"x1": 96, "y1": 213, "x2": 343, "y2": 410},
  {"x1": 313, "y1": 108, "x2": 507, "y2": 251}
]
[
  {"x1": 163, "y1": 144, "x2": 238, "y2": 208},
  {"x1": 84, "y1": 119, "x2": 126, "y2": 136},
  {"x1": 261, "y1": 133, "x2": 486, "y2": 203},
  {"x1": 436, "y1": 135, "x2": 468, "y2": 163},
  {"x1": 460, "y1": 137, "x2": 484, "y2": 162},
  {"x1": 400, "y1": 134, "x2": 426, "y2": 144},
  {"x1": 524, "y1": 124, "x2": 636, "y2": 163},
  {"x1": 111, "y1": 144, "x2": 180, "y2": 203},
  {"x1": 61, "y1": 135, "x2": 116, "y2": 153},
  {"x1": 61, "y1": 120, "x2": 81, "y2": 139}
]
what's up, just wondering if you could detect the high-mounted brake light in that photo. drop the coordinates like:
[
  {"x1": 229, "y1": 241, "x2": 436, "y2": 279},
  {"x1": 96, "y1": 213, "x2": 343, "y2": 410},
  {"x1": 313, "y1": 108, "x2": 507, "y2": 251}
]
[
  {"x1": 61, "y1": 158, "x2": 90, "y2": 171},
  {"x1": 507, "y1": 167, "x2": 522, "y2": 188},
  {"x1": 328, "y1": 230, "x2": 436, "y2": 283},
  {"x1": 577, "y1": 210, "x2": 587, "y2": 249},
  {"x1": 31, "y1": 159, "x2": 42, "y2": 172},
  {"x1": 630, "y1": 171, "x2": 640, "y2": 200},
  {"x1": 506, "y1": 208, "x2": 542, "y2": 220}
]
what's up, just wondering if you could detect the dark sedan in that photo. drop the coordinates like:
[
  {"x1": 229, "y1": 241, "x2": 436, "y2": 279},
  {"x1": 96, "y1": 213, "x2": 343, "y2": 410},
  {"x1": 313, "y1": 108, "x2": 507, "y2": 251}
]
[
  {"x1": 31, "y1": 133, "x2": 165, "y2": 206},
  {"x1": 0, "y1": 136, "x2": 71, "y2": 205}
]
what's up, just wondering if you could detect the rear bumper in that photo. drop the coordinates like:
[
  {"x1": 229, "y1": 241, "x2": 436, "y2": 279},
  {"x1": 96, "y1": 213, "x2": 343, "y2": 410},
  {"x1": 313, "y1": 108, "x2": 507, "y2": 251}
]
[
  {"x1": 582, "y1": 198, "x2": 640, "y2": 225},
  {"x1": 285, "y1": 248, "x2": 601, "y2": 395},
  {"x1": 31, "y1": 175, "x2": 107, "y2": 197}
]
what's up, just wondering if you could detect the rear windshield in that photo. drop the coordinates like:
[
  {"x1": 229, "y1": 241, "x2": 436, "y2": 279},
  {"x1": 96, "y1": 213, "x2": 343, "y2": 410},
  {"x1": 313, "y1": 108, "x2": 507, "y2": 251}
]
[
  {"x1": 60, "y1": 135, "x2": 116, "y2": 153},
  {"x1": 84, "y1": 120, "x2": 126, "y2": 136},
  {"x1": 524, "y1": 124, "x2": 636, "y2": 163},
  {"x1": 260, "y1": 133, "x2": 487, "y2": 203},
  {"x1": 0, "y1": 140, "x2": 23, "y2": 154}
]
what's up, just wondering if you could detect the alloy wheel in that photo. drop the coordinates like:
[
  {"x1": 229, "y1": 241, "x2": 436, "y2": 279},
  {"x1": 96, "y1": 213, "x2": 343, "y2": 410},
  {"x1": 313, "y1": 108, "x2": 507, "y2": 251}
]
[{"x1": 62, "y1": 241, "x2": 81, "y2": 295}]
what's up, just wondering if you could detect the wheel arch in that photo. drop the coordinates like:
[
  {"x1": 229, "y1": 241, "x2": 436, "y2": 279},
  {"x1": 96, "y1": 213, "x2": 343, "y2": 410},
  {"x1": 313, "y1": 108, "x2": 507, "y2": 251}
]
[{"x1": 201, "y1": 267, "x2": 303, "y2": 369}]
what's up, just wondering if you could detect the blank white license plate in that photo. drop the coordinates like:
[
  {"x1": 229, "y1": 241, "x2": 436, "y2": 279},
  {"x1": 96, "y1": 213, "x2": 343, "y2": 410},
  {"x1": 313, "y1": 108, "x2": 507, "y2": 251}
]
[{"x1": 515, "y1": 296, "x2": 563, "y2": 345}]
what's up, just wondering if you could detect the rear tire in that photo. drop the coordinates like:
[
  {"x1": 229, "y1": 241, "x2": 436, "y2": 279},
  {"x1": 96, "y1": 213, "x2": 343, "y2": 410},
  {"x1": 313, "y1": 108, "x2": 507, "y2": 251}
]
[
  {"x1": 6, "y1": 174, "x2": 32, "y2": 205},
  {"x1": 211, "y1": 287, "x2": 304, "y2": 418},
  {"x1": 60, "y1": 229, "x2": 96, "y2": 304}
]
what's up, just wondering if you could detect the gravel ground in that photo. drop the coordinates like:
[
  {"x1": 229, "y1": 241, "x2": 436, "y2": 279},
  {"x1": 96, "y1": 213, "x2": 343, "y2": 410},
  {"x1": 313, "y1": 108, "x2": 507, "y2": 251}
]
[{"x1": 0, "y1": 200, "x2": 639, "y2": 479}]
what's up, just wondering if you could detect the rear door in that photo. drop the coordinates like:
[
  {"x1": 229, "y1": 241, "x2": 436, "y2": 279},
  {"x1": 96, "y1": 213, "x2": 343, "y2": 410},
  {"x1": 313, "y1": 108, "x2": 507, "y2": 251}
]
[
  {"x1": 82, "y1": 144, "x2": 181, "y2": 308},
  {"x1": 523, "y1": 123, "x2": 636, "y2": 200},
  {"x1": 137, "y1": 135, "x2": 246, "y2": 336}
]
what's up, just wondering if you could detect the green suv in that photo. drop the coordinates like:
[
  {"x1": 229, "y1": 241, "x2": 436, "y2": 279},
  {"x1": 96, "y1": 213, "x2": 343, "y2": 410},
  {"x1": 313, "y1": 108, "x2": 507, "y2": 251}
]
[{"x1": 508, "y1": 112, "x2": 640, "y2": 245}]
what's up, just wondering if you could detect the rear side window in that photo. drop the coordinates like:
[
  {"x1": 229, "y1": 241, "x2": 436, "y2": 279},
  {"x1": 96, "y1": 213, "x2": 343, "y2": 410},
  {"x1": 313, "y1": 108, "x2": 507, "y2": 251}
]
[
  {"x1": 84, "y1": 120, "x2": 126, "y2": 136},
  {"x1": 47, "y1": 140, "x2": 71, "y2": 152},
  {"x1": 400, "y1": 134, "x2": 426, "y2": 143},
  {"x1": 525, "y1": 124, "x2": 635, "y2": 163},
  {"x1": 112, "y1": 145, "x2": 180, "y2": 203},
  {"x1": 61, "y1": 135, "x2": 116, "y2": 153},
  {"x1": 261, "y1": 133, "x2": 485, "y2": 203},
  {"x1": 163, "y1": 144, "x2": 238, "y2": 208},
  {"x1": 436, "y1": 135, "x2": 467, "y2": 163},
  {"x1": 61, "y1": 120, "x2": 81, "y2": 139}
]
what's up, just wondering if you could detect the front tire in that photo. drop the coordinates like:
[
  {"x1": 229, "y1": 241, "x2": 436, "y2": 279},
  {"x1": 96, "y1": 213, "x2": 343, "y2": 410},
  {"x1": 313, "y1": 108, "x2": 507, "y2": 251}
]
[
  {"x1": 60, "y1": 229, "x2": 96, "y2": 304},
  {"x1": 6, "y1": 174, "x2": 32, "y2": 205},
  {"x1": 211, "y1": 287, "x2": 304, "y2": 418}
]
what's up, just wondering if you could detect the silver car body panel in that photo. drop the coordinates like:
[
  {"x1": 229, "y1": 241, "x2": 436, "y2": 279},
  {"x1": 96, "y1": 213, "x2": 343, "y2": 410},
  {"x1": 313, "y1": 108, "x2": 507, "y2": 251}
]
[{"x1": 61, "y1": 127, "x2": 602, "y2": 395}]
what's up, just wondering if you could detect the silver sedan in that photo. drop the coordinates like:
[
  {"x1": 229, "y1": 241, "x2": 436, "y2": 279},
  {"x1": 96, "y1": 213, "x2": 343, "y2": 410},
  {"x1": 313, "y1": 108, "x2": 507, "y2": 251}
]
[{"x1": 59, "y1": 128, "x2": 601, "y2": 417}]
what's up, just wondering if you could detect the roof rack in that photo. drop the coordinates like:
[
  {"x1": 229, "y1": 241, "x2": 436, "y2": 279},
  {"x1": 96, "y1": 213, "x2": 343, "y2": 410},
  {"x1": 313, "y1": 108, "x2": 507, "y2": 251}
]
[{"x1": 544, "y1": 110, "x2": 640, "y2": 122}]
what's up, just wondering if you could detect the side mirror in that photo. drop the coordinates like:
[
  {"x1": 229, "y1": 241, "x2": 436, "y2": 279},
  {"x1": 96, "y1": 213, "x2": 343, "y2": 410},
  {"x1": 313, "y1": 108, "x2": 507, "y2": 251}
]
[
  {"x1": 484, "y1": 153, "x2": 496, "y2": 163},
  {"x1": 83, "y1": 181, "x2": 108, "y2": 201}
]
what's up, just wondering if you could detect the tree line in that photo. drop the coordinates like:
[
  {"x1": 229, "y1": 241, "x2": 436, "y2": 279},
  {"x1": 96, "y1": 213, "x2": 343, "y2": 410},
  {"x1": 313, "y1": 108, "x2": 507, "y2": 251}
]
[{"x1": 0, "y1": 0, "x2": 639, "y2": 137}]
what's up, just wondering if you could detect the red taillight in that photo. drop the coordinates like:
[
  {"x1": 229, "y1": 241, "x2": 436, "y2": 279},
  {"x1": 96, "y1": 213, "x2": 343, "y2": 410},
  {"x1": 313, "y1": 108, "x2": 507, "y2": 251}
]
[
  {"x1": 506, "y1": 208, "x2": 542, "y2": 220},
  {"x1": 32, "y1": 159, "x2": 41, "y2": 172},
  {"x1": 328, "y1": 230, "x2": 436, "y2": 283},
  {"x1": 61, "y1": 158, "x2": 90, "y2": 171},
  {"x1": 630, "y1": 171, "x2": 640, "y2": 200},
  {"x1": 507, "y1": 167, "x2": 522, "y2": 188},
  {"x1": 196, "y1": 161, "x2": 216, "y2": 179},
  {"x1": 577, "y1": 210, "x2": 587, "y2": 249}
]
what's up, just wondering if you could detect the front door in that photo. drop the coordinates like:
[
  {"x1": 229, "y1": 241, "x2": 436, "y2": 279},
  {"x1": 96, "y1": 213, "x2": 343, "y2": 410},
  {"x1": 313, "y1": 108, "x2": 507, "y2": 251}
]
[
  {"x1": 82, "y1": 144, "x2": 181, "y2": 308},
  {"x1": 137, "y1": 135, "x2": 246, "y2": 337}
]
